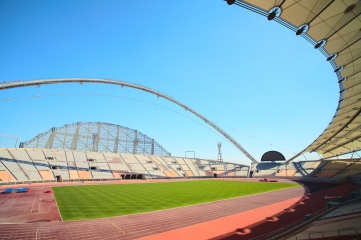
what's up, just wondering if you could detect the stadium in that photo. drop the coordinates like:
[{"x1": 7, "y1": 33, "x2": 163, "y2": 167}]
[{"x1": 0, "y1": 0, "x2": 361, "y2": 239}]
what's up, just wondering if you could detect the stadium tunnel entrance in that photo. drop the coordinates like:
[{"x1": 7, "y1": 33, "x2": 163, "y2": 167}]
[
  {"x1": 122, "y1": 174, "x2": 144, "y2": 180},
  {"x1": 56, "y1": 175, "x2": 62, "y2": 182}
]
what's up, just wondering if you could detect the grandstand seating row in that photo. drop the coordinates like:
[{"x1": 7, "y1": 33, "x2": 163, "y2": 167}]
[
  {"x1": 251, "y1": 160, "x2": 361, "y2": 181},
  {"x1": 0, "y1": 148, "x2": 249, "y2": 183},
  {"x1": 3, "y1": 147, "x2": 359, "y2": 183}
]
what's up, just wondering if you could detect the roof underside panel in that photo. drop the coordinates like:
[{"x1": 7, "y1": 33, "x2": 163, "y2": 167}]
[{"x1": 234, "y1": 0, "x2": 361, "y2": 159}]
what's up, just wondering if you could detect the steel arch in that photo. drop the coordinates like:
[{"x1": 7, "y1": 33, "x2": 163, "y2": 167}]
[{"x1": 0, "y1": 78, "x2": 257, "y2": 163}]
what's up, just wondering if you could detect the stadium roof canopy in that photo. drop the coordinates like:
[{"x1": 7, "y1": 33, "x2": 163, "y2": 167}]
[
  {"x1": 227, "y1": 0, "x2": 361, "y2": 160},
  {"x1": 20, "y1": 122, "x2": 171, "y2": 156}
]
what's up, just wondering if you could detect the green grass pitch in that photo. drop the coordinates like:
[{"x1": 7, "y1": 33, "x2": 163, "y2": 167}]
[{"x1": 53, "y1": 180, "x2": 299, "y2": 221}]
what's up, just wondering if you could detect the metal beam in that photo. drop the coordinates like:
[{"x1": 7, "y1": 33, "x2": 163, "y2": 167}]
[
  {"x1": 0, "y1": 78, "x2": 258, "y2": 163},
  {"x1": 70, "y1": 122, "x2": 80, "y2": 150}
]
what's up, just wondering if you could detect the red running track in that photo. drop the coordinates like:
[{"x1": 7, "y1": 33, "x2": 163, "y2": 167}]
[{"x1": 0, "y1": 179, "x2": 346, "y2": 240}]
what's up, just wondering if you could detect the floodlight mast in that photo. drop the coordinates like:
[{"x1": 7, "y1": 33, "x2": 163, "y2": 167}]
[{"x1": 0, "y1": 78, "x2": 258, "y2": 163}]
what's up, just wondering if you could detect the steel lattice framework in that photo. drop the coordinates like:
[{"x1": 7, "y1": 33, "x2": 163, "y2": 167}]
[
  {"x1": 0, "y1": 78, "x2": 257, "y2": 163},
  {"x1": 20, "y1": 122, "x2": 171, "y2": 156}
]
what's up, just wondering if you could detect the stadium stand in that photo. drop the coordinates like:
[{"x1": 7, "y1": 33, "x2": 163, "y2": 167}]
[
  {"x1": 0, "y1": 157, "x2": 29, "y2": 181},
  {"x1": 68, "y1": 170, "x2": 79, "y2": 179},
  {"x1": 251, "y1": 162, "x2": 280, "y2": 177},
  {"x1": 275, "y1": 162, "x2": 299, "y2": 177},
  {"x1": 3, "y1": 146, "x2": 360, "y2": 185},
  {"x1": 88, "y1": 155, "x2": 113, "y2": 178},
  {"x1": 7, "y1": 149, "x2": 42, "y2": 181},
  {"x1": 26, "y1": 148, "x2": 46, "y2": 161},
  {"x1": 285, "y1": 186, "x2": 361, "y2": 240},
  {"x1": 0, "y1": 147, "x2": 246, "y2": 183},
  {"x1": 77, "y1": 170, "x2": 90, "y2": 179},
  {"x1": 184, "y1": 158, "x2": 200, "y2": 176},
  {"x1": 294, "y1": 161, "x2": 328, "y2": 177},
  {"x1": 235, "y1": 166, "x2": 249, "y2": 177},
  {"x1": 0, "y1": 168, "x2": 15, "y2": 182},
  {"x1": 104, "y1": 152, "x2": 130, "y2": 174}
]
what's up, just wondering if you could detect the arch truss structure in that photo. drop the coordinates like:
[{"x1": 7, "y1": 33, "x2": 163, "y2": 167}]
[
  {"x1": 226, "y1": 0, "x2": 361, "y2": 160},
  {"x1": 20, "y1": 122, "x2": 171, "y2": 156},
  {"x1": 0, "y1": 78, "x2": 258, "y2": 163}
]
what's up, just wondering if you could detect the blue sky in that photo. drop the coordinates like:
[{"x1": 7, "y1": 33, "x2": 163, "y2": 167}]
[{"x1": 0, "y1": 0, "x2": 338, "y2": 165}]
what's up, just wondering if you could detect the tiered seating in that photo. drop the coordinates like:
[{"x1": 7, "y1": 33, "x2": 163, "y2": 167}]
[
  {"x1": 151, "y1": 156, "x2": 180, "y2": 177},
  {"x1": 276, "y1": 169, "x2": 297, "y2": 177},
  {"x1": 209, "y1": 163, "x2": 226, "y2": 176},
  {"x1": 202, "y1": 164, "x2": 212, "y2": 172},
  {"x1": 26, "y1": 148, "x2": 55, "y2": 180},
  {"x1": 185, "y1": 170, "x2": 194, "y2": 176},
  {"x1": 26, "y1": 149, "x2": 46, "y2": 161},
  {"x1": 252, "y1": 162, "x2": 280, "y2": 177},
  {"x1": 175, "y1": 157, "x2": 186, "y2": 164},
  {"x1": 0, "y1": 170, "x2": 15, "y2": 182},
  {"x1": 0, "y1": 149, "x2": 28, "y2": 181},
  {"x1": 220, "y1": 164, "x2": 240, "y2": 177},
  {"x1": 294, "y1": 161, "x2": 327, "y2": 177},
  {"x1": 72, "y1": 151, "x2": 89, "y2": 171},
  {"x1": 0, "y1": 147, "x2": 254, "y2": 182},
  {"x1": 212, "y1": 170, "x2": 226, "y2": 175},
  {"x1": 123, "y1": 157, "x2": 149, "y2": 174},
  {"x1": 147, "y1": 170, "x2": 167, "y2": 177},
  {"x1": 333, "y1": 161, "x2": 361, "y2": 179},
  {"x1": 276, "y1": 163, "x2": 299, "y2": 177},
  {"x1": 193, "y1": 159, "x2": 207, "y2": 176},
  {"x1": 311, "y1": 161, "x2": 347, "y2": 178},
  {"x1": 135, "y1": 155, "x2": 152, "y2": 164},
  {"x1": 150, "y1": 155, "x2": 167, "y2": 166},
  {"x1": 51, "y1": 165, "x2": 70, "y2": 180},
  {"x1": 39, "y1": 170, "x2": 54, "y2": 180},
  {"x1": 0, "y1": 161, "x2": 15, "y2": 181},
  {"x1": 141, "y1": 162, "x2": 166, "y2": 177},
  {"x1": 184, "y1": 158, "x2": 201, "y2": 176},
  {"x1": 176, "y1": 157, "x2": 197, "y2": 176},
  {"x1": 211, "y1": 163, "x2": 225, "y2": 170},
  {"x1": 128, "y1": 163, "x2": 147, "y2": 172},
  {"x1": 148, "y1": 156, "x2": 176, "y2": 177},
  {"x1": 227, "y1": 171, "x2": 235, "y2": 176},
  {"x1": 32, "y1": 160, "x2": 53, "y2": 180},
  {"x1": 65, "y1": 150, "x2": 75, "y2": 161},
  {"x1": 86, "y1": 152, "x2": 113, "y2": 179},
  {"x1": 162, "y1": 156, "x2": 186, "y2": 176},
  {"x1": 112, "y1": 172, "x2": 122, "y2": 178},
  {"x1": 122, "y1": 154, "x2": 140, "y2": 164},
  {"x1": 1, "y1": 159, "x2": 29, "y2": 181},
  {"x1": 347, "y1": 161, "x2": 361, "y2": 170},
  {"x1": 314, "y1": 169, "x2": 339, "y2": 178},
  {"x1": 78, "y1": 170, "x2": 91, "y2": 179},
  {"x1": 321, "y1": 161, "x2": 360, "y2": 180},
  {"x1": 43, "y1": 149, "x2": 67, "y2": 161},
  {"x1": 43, "y1": 149, "x2": 69, "y2": 180},
  {"x1": 200, "y1": 160, "x2": 211, "y2": 171},
  {"x1": 104, "y1": 152, "x2": 130, "y2": 173},
  {"x1": 235, "y1": 166, "x2": 249, "y2": 177},
  {"x1": 163, "y1": 170, "x2": 178, "y2": 177},
  {"x1": 8, "y1": 149, "x2": 42, "y2": 180},
  {"x1": 68, "y1": 170, "x2": 79, "y2": 179}
]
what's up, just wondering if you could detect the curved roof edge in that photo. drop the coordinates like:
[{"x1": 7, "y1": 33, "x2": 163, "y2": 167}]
[{"x1": 226, "y1": 0, "x2": 361, "y2": 160}]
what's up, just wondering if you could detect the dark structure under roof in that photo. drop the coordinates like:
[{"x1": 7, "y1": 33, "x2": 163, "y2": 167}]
[{"x1": 261, "y1": 151, "x2": 286, "y2": 161}]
